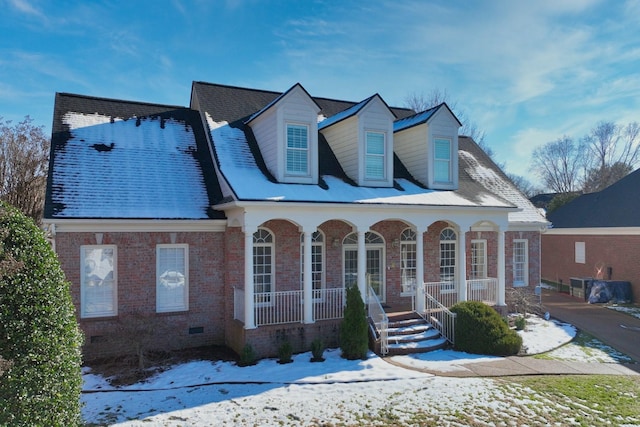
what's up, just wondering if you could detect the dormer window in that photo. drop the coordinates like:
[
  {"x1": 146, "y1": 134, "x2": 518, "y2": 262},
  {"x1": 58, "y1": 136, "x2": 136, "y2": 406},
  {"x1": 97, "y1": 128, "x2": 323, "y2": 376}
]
[
  {"x1": 434, "y1": 137, "x2": 452, "y2": 183},
  {"x1": 365, "y1": 131, "x2": 386, "y2": 180},
  {"x1": 319, "y1": 94, "x2": 396, "y2": 187},
  {"x1": 245, "y1": 83, "x2": 320, "y2": 184},
  {"x1": 286, "y1": 123, "x2": 309, "y2": 176}
]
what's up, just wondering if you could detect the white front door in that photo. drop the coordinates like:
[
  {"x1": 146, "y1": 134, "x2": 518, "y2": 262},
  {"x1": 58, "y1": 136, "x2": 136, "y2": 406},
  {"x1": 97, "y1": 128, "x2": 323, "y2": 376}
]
[{"x1": 343, "y1": 245, "x2": 385, "y2": 302}]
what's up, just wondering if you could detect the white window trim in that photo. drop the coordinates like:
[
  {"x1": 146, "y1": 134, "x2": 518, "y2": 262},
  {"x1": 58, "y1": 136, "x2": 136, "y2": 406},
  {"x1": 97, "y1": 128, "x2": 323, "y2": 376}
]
[
  {"x1": 254, "y1": 228, "x2": 275, "y2": 307},
  {"x1": 80, "y1": 245, "x2": 117, "y2": 318},
  {"x1": 156, "y1": 244, "x2": 189, "y2": 313},
  {"x1": 400, "y1": 228, "x2": 417, "y2": 296},
  {"x1": 300, "y1": 231, "x2": 325, "y2": 301},
  {"x1": 470, "y1": 239, "x2": 487, "y2": 280},
  {"x1": 285, "y1": 122, "x2": 310, "y2": 177},
  {"x1": 513, "y1": 239, "x2": 529, "y2": 287},
  {"x1": 364, "y1": 130, "x2": 386, "y2": 181},
  {"x1": 575, "y1": 241, "x2": 586, "y2": 264},
  {"x1": 433, "y1": 136, "x2": 453, "y2": 184},
  {"x1": 439, "y1": 228, "x2": 457, "y2": 292}
]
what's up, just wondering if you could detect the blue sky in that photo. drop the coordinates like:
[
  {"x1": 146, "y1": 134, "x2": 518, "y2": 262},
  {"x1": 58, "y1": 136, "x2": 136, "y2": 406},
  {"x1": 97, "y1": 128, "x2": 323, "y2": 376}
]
[{"x1": 2, "y1": 0, "x2": 639, "y2": 188}]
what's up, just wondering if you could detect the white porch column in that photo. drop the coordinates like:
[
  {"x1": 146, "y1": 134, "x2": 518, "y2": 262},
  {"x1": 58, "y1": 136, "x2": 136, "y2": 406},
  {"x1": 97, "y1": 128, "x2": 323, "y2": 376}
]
[
  {"x1": 458, "y1": 227, "x2": 468, "y2": 302},
  {"x1": 415, "y1": 228, "x2": 425, "y2": 313},
  {"x1": 357, "y1": 229, "x2": 367, "y2": 303},
  {"x1": 302, "y1": 229, "x2": 314, "y2": 323},
  {"x1": 497, "y1": 228, "x2": 506, "y2": 306},
  {"x1": 244, "y1": 229, "x2": 256, "y2": 329}
]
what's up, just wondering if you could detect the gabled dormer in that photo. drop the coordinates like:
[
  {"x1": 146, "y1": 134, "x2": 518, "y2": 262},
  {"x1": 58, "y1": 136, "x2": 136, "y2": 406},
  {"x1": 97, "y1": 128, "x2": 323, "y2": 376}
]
[
  {"x1": 319, "y1": 94, "x2": 396, "y2": 187},
  {"x1": 245, "y1": 83, "x2": 321, "y2": 184},
  {"x1": 393, "y1": 103, "x2": 461, "y2": 190}
]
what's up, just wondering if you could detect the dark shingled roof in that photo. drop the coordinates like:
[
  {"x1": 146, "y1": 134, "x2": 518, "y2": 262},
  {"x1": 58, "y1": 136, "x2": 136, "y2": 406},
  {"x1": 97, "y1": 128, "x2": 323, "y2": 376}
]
[
  {"x1": 44, "y1": 93, "x2": 225, "y2": 220},
  {"x1": 547, "y1": 168, "x2": 640, "y2": 228}
]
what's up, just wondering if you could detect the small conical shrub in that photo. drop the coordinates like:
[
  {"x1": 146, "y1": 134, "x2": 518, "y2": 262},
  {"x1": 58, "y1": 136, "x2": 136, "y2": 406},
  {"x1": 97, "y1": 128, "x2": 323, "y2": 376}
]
[{"x1": 340, "y1": 285, "x2": 369, "y2": 360}]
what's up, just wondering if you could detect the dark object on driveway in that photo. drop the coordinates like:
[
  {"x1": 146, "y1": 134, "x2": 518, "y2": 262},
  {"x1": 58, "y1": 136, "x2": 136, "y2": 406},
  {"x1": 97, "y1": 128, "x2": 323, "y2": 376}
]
[{"x1": 587, "y1": 280, "x2": 632, "y2": 304}]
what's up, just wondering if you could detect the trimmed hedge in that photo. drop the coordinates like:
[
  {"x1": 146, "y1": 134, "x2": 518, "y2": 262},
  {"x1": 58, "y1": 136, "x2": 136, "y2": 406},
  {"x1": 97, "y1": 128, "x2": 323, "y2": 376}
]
[
  {"x1": 340, "y1": 285, "x2": 368, "y2": 360},
  {"x1": 451, "y1": 301, "x2": 522, "y2": 356},
  {"x1": 0, "y1": 202, "x2": 83, "y2": 426}
]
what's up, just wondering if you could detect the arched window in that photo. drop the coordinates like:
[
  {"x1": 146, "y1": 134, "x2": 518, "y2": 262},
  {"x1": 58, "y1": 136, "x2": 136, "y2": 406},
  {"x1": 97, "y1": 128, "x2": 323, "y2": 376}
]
[
  {"x1": 300, "y1": 231, "x2": 324, "y2": 296},
  {"x1": 400, "y1": 228, "x2": 417, "y2": 294},
  {"x1": 254, "y1": 228, "x2": 274, "y2": 305},
  {"x1": 342, "y1": 231, "x2": 386, "y2": 301},
  {"x1": 439, "y1": 228, "x2": 456, "y2": 285}
]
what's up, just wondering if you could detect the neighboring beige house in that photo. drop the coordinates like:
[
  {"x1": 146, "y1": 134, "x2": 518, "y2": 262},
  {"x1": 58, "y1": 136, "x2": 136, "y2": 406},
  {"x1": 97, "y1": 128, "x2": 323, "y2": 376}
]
[{"x1": 44, "y1": 82, "x2": 547, "y2": 360}]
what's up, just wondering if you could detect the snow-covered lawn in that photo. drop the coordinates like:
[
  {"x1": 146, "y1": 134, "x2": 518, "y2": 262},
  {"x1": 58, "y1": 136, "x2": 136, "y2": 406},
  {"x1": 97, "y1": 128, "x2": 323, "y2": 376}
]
[{"x1": 81, "y1": 316, "x2": 634, "y2": 426}]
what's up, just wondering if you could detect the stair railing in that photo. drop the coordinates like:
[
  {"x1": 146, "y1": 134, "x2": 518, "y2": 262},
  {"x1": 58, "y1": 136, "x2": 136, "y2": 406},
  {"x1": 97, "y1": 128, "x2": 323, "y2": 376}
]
[
  {"x1": 422, "y1": 286, "x2": 456, "y2": 345},
  {"x1": 367, "y1": 284, "x2": 389, "y2": 355}
]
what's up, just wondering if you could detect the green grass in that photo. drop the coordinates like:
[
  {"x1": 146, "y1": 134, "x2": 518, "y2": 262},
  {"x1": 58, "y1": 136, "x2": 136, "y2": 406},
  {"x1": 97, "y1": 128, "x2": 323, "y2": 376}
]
[{"x1": 505, "y1": 375, "x2": 640, "y2": 426}]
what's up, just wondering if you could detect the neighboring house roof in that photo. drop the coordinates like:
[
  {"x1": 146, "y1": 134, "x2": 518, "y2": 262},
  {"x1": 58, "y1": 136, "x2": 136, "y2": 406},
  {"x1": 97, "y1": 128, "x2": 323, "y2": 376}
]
[
  {"x1": 547, "y1": 168, "x2": 640, "y2": 228},
  {"x1": 44, "y1": 93, "x2": 224, "y2": 220}
]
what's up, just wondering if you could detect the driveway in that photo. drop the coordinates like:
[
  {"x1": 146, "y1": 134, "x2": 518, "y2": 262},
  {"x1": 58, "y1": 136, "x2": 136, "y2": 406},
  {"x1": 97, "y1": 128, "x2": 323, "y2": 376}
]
[{"x1": 541, "y1": 289, "x2": 640, "y2": 363}]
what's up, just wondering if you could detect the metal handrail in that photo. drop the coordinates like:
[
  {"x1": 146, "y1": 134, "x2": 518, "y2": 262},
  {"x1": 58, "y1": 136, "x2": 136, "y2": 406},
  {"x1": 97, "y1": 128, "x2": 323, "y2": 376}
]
[
  {"x1": 367, "y1": 285, "x2": 389, "y2": 355},
  {"x1": 421, "y1": 284, "x2": 456, "y2": 345}
]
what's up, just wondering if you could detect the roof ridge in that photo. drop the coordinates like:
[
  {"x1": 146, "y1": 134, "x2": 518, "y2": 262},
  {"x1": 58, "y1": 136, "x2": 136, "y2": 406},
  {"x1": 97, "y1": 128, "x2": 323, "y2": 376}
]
[{"x1": 56, "y1": 92, "x2": 188, "y2": 110}]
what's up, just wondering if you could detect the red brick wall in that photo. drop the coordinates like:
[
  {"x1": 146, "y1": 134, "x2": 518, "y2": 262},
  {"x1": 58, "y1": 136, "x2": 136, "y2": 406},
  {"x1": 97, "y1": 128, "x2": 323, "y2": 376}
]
[
  {"x1": 542, "y1": 233, "x2": 639, "y2": 303},
  {"x1": 55, "y1": 231, "x2": 226, "y2": 361}
]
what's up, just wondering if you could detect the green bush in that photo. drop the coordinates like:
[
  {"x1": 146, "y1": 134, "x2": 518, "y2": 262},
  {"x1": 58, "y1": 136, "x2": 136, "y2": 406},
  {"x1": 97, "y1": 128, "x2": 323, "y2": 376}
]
[
  {"x1": 310, "y1": 338, "x2": 325, "y2": 362},
  {"x1": 340, "y1": 285, "x2": 368, "y2": 360},
  {"x1": 277, "y1": 340, "x2": 293, "y2": 364},
  {"x1": 515, "y1": 315, "x2": 526, "y2": 331},
  {"x1": 0, "y1": 202, "x2": 84, "y2": 426},
  {"x1": 451, "y1": 301, "x2": 522, "y2": 356},
  {"x1": 238, "y1": 343, "x2": 257, "y2": 367}
]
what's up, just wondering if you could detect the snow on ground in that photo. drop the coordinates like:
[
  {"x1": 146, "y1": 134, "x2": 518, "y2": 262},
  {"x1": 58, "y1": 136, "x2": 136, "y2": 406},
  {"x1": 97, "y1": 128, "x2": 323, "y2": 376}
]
[
  {"x1": 81, "y1": 315, "x2": 622, "y2": 426},
  {"x1": 607, "y1": 304, "x2": 640, "y2": 320}
]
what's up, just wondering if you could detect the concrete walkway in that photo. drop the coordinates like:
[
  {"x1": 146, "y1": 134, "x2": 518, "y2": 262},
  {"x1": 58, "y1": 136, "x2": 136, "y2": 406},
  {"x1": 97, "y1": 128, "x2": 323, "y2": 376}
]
[{"x1": 387, "y1": 290, "x2": 640, "y2": 377}]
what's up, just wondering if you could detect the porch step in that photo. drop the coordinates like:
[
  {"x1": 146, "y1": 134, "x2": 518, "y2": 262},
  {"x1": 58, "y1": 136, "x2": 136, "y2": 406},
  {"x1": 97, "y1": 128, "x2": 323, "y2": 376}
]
[{"x1": 382, "y1": 312, "x2": 449, "y2": 356}]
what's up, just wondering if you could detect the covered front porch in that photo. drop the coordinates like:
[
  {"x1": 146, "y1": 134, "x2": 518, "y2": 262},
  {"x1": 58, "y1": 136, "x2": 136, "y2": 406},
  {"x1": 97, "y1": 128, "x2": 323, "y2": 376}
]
[{"x1": 222, "y1": 201, "x2": 514, "y2": 357}]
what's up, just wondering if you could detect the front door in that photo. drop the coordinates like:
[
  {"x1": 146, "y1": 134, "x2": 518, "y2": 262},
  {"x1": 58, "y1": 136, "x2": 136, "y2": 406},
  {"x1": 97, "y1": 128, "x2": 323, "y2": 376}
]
[{"x1": 343, "y1": 234, "x2": 385, "y2": 303}]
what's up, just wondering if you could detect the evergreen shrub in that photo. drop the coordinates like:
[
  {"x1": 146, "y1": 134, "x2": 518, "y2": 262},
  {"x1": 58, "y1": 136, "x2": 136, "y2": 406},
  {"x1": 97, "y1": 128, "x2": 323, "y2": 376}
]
[
  {"x1": 451, "y1": 301, "x2": 522, "y2": 356},
  {"x1": 340, "y1": 285, "x2": 368, "y2": 360},
  {"x1": 0, "y1": 202, "x2": 84, "y2": 426}
]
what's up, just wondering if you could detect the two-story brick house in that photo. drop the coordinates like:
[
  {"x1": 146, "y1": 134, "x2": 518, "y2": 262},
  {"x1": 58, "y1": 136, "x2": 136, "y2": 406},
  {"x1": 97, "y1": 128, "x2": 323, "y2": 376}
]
[{"x1": 44, "y1": 81, "x2": 548, "y2": 360}]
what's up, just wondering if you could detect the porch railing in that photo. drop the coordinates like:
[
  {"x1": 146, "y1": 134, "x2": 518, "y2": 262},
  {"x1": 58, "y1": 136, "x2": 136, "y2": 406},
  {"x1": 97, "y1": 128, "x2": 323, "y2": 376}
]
[
  {"x1": 424, "y1": 281, "x2": 459, "y2": 308},
  {"x1": 254, "y1": 290, "x2": 303, "y2": 326},
  {"x1": 367, "y1": 285, "x2": 389, "y2": 356},
  {"x1": 313, "y1": 288, "x2": 345, "y2": 321},
  {"x1": 466, "y1": 278, "x2": 498, "y2": 305},
  {"x1": 234, "y1": 287, "x2": 346, "y2": 326}
]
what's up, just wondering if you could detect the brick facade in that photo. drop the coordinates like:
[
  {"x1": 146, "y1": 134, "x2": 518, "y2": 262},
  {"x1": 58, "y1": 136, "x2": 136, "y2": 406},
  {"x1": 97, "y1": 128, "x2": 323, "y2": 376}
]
[
  {"x1": 55, "y1": 220, "x2": 540, "y2": 360},
  {"x1": 542, "y1": 233, "x2": 639, "y2": 304}
]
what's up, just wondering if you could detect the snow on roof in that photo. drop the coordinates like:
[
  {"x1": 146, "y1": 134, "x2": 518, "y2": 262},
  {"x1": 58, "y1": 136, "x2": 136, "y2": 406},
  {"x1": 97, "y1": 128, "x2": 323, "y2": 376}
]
[
  {"x1": 51, "y1": 112, "x2": 212, "y2": 218},
  {"x1": 208, "y1": 115, "x2": 513, "y2": 208},
  {"x1": 459, "y1": 150, "x2": 547, "y2": 224}
]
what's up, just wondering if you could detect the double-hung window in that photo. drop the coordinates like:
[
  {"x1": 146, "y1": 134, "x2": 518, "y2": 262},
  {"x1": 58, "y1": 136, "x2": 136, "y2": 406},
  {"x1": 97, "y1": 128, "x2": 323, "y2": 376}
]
[
  {"x1": 470, "y1": 240, "x2": 487, "y2": 279},
  {"x1": 301, "y1": 231, "x2": 324, "y2": 299},
  {"x1": 286, "y1": 123, "x2": 309, "y2": 176},
  {"x1": 434, "y1": 138, "x2": 452, "y2": 183},
  {"x1": 513, "y1": 239, "x2": 528, "y2": 286},
  {"x1": 157, "y1": 244, "x2": 189, "y2": 312},
  {"x1": 254, "y1": 228, "x2": 274, "y2": 305},
  {"x1": 365, "y1": 131, "x2": 385, "y2": 180},
  {"x1": 81, "y1": 245, "x2": 117, "y2": 318},
  {"x1": 400, "y1": 228, "x2": 417, "y2": 294},
  {"x1": 439, "y1": 228, "x2": 456, "y2": 290}
]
